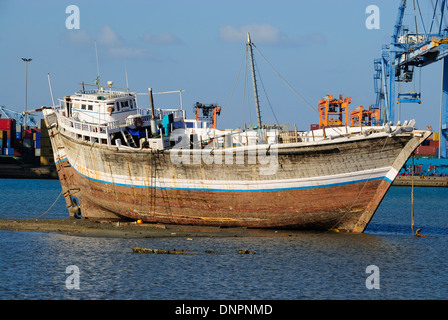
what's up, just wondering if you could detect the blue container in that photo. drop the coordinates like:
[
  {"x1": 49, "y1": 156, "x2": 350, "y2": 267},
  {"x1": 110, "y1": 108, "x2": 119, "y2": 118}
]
[
  {"x1": 6, "y1": 139, "x2": 11, "y2": 148},
  {"x1": 3, "y1": 148, "x2": 14, "y2": 155},
  {"x1": 16, "y1": 132, "x2": 21, "y2": 139},
  {"x1": 34, "y1": 140, "x2": 41, "y2": 149}
]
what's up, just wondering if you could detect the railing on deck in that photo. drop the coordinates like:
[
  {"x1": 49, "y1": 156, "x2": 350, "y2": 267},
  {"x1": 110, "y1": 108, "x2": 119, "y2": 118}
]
[
  {"x1": 57, "y1": 112, "x2": 115, "y2": 145},
  {"x1": 138, "y1": 108, "x2": 186, "y2": 121}
]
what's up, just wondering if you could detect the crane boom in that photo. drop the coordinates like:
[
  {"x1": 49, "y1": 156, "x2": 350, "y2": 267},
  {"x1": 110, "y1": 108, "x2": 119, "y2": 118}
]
[{"x1": 373, "y1": 1, "x2": 448, "y2": 158}]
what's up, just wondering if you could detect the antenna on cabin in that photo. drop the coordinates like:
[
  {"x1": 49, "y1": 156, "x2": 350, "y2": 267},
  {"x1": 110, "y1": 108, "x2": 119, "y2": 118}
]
[
  {"x1": 47, "y1": 73, "x2": 55, "y2": 106},
  {"x1": 94, "y1": 39, "x2": 100, "y2": 87},
  {"x1": 124, "y1": 56, "x2": 129, "y2": 91}
]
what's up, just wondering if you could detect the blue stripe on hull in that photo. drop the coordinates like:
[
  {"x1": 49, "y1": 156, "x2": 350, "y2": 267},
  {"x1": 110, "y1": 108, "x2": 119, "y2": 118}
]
[{"x1": 57, "y1": 157, "x2": 393, "y2": 193}]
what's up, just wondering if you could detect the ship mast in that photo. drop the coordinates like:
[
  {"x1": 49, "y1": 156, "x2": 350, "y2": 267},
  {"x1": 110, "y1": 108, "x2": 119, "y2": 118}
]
[{"x1": 247, "y1": 32, "x2": 262, "y2": 129}]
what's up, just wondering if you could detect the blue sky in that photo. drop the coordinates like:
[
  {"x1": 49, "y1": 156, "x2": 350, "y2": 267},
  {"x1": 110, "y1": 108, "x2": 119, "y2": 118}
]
[{"x1": 0, "y1": 0, "x2": 444, "y2": 131}]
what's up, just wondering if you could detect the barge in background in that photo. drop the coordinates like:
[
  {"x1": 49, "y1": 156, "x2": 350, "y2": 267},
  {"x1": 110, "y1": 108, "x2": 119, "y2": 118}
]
[{"x1": 39, "y1": 34, "x2": 430, "y2": 233}]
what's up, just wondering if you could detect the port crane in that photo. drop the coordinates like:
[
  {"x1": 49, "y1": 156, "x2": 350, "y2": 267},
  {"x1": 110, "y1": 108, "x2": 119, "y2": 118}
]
[
  {"x1": 0, "y1": 106, "x2": 38, "y2": 127},
  {"x1": 374, "y1": 0, "x2": 448, "y2": 158}
]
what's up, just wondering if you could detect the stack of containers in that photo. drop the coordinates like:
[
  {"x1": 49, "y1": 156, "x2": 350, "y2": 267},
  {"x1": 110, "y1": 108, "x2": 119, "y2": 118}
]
[
  {"x1": 40, "y1": 119, "x2": 54, "y2": 166},
  {"x1": 0, "y1": 118, "x2": 55, "y2": 166},
  {"x1": 14, "y1": 123, "x2": 22, "y2": 156},
  {"x1": 33, "y1": 129, "x2": 41, "y2": 157},
  {"x1": 415, "y1": 133, "x2": 440, "y2": 158},
  {"x1": 0, "y1": 118, "x2": 16, "y2": 156},
  {"x1": 22, "y1": 128, "x2": 34, "y2": 163}
]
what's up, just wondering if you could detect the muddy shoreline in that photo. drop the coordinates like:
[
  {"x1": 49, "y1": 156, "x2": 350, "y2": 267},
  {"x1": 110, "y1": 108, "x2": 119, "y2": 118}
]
[{"x1": 0, "y1": 218, "x2": 290, "y2": 238}]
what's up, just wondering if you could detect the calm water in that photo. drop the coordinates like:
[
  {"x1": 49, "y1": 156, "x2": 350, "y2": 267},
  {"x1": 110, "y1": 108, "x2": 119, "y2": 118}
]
[{"x1": 0, "y1": 178, "x2": 447, "y2": 300}]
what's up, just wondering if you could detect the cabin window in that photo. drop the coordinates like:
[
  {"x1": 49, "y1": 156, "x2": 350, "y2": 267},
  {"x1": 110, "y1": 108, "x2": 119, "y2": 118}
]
[
  {"x1": 88, "y1": 105, "x2": 93, "y2": 111},
  {"x1": 81, "y1": 104, "x2": 86, "y2": 110},
  {"x1": 129, "y1": 100, "x2": 134, "y2": 109},
  {"x1": 115, "y1": 102, "x2": 120, "y2": 111},
  {"x1": 123, "y1": 100, "x2": 129, "y2": 109},
  {"x1": 107, "y1": 102, "x2": 116, "y2": 112}
]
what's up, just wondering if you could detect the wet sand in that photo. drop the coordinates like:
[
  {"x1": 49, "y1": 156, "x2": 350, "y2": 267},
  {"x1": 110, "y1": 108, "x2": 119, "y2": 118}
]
[{"x1": 0, "y1": 218, "x2": 285, "y2": 238}]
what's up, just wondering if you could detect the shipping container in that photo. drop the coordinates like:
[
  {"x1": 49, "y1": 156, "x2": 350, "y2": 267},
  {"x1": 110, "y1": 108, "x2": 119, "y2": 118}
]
[
  {"x1": 40, "y1": 156, "x2": 55, "y2": 166},
  {"x1": 41, "y1": 119, "x2": 49, "y2": 137},
  {"x1": 0, "y1": 119, "x2": 14, "y2": 130},
  {"x1": 3, "y1": 148, "x2": 14, "y2": 155},
  {"x1": 35, "y1": 148, "x2": 41, "y2": 157},
  {"x1": 13, "y1": 139, "x2": 23, "y2": 148},
  {"x1": 415, "y1": 146, "x2": 437, "y2": 156},
  {"x1": 429, "y1": 140, "x2": 439, "y2": 148},
  {"x1": 23, "y1": 130, "x2": 33, "y2": 139},
  {"x1": 41, "y1": 129, "x2": 49, "y2": 138},
  {"x1": 310, "y1": 124, "x2": 319, "y2": 130},
  {"x1": 14, "y1": 149, "x2": 22, "y2": 157},
  {"x1": 40, "y1": 137, "x2": 51, "y2": 147},
  {"x1": 34, "y1": 140, "x2": 41, "y2": 149},
  {"x1": 22, "y1": 147, "x2": 35, "y2": 156},
  {"x1": 41, "y1": 147, "x2": 53, "y2": 156},
  {"x1": 16, "y1": 132, "x2": 21, "y2": 139},
  {"x1": 433, "y1": 132, "x2": 440, "y2": 141},
  {"x1": 23, "y1": 139, "x2": 33, "y2": 148},
  {"x1": 33, "y1": 132, "x2": 41, "y2": 141}
]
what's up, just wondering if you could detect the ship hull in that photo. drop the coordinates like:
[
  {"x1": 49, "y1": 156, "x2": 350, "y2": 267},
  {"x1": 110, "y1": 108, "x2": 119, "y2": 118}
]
[{"x1": 45, "y1": 112, "x2": 430, "y2": 233}]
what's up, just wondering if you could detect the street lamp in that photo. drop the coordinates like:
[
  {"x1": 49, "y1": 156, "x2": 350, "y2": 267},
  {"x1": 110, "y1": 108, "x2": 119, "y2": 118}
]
[{"x1": 22, "y1": 58, "x2": 32, "y2": 128}]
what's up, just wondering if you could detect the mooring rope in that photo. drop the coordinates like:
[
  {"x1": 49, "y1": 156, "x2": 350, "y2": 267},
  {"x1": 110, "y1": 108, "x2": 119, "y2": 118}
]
[
  {"x1": 31, "y1": 122, "x2": 87, "y2": 220},
  {"x1": 31, "y1": 190, "x2": 63, "y2": 220}
]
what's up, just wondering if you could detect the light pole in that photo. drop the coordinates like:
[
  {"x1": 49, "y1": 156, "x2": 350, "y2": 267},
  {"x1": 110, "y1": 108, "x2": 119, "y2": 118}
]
[{"x1": 22, "y1": 58, "x2": 32, "y2": 128}]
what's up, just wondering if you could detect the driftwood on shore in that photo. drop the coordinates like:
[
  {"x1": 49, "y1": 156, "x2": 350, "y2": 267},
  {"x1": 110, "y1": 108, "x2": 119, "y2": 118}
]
[{"x1": 132, "y1": 247, "x2": 195, "y2": 255}]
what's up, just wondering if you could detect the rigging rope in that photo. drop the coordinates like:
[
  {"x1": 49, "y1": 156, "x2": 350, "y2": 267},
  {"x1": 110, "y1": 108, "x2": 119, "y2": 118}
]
[
  {"x1": 254, "y1": 57, "x2": 280, "y2": 125},
  {"x1": 217, "y1": 48, "x2": 247, "y2": 126},
  {"x1": 252, "y1": 45, "x2": 317, "y2": 114}
]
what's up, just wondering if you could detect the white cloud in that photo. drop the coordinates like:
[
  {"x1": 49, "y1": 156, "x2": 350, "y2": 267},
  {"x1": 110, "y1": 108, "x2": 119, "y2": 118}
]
[
  {"x1": 142, "y1": 31, "x2": 183, "y2": 45},
  {"x1": 219, "y1": 23, "x2": 326, "y2": 47},
  {"x1": 107, "y1": 46, "x2": 149, "y2": 59},
  {"x1": 298, "y1": 32, "x2": 326, "y2": 45},
  {"x1": 97, "y1": 25, "x2": 122, "y2": 47},
  {"x1": 63, "y1": 25, "x2": 157, "y2": 59},
  {"x1": 219, "y1": 23, "x2": 289, "y2": 45},
  {"x1": 64, "y1": 29, "x2": 93, "y2": 46}
]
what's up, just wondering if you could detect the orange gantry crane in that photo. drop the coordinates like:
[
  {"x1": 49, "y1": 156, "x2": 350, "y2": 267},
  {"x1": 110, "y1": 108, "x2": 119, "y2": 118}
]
[
  {"x1": 318, "y1": 94, "x2": 351, "y2": 128},
  {"x1": 317, "y1": 94, "x2": 380, "y2": 129},
  {"x1": 350, "y1": 106, "x2": 380, "y2": 127}
]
